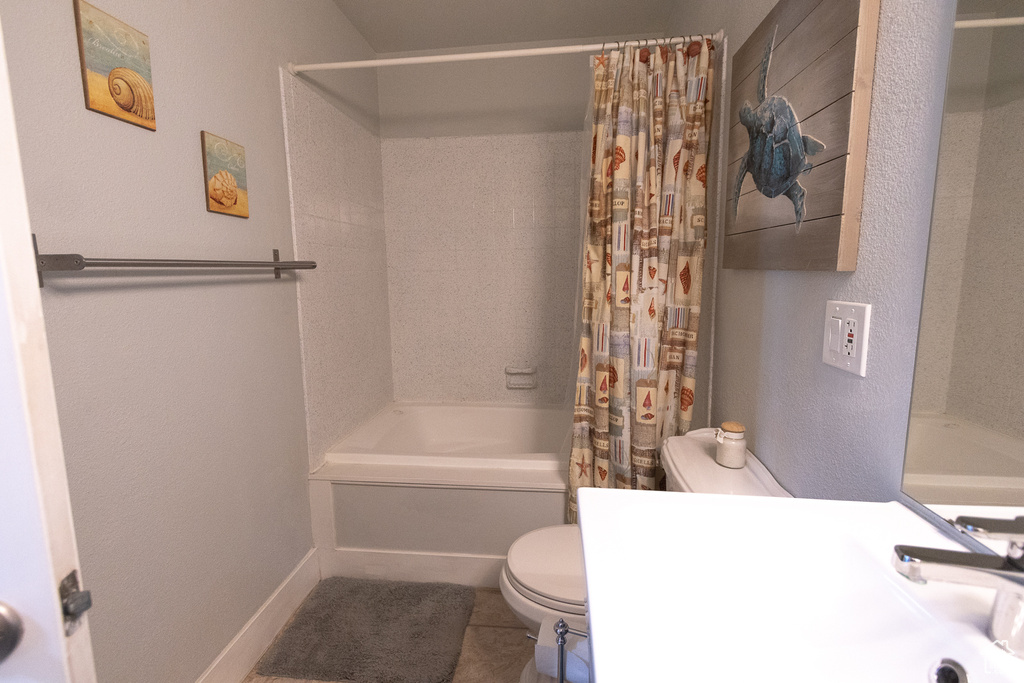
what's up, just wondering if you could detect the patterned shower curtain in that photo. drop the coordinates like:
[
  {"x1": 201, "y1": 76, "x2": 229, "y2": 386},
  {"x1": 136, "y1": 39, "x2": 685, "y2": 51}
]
[{"x1": 568, "y1": 39, "x2": 715, "y2": 521}]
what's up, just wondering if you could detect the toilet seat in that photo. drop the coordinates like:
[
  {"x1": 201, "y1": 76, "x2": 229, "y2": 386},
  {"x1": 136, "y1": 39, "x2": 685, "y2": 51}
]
[
  {"x1": 504, "y1": 525, "x2": 587, "y2": 615},
  {"x1": 504, "y1": 566, "x2": 587, "y2": 615}
]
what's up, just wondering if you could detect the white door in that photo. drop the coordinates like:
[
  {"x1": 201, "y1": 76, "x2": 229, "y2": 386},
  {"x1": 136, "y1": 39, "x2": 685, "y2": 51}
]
[{"x1": 0, "y1": 13, "x2": 97, "y2": 683}]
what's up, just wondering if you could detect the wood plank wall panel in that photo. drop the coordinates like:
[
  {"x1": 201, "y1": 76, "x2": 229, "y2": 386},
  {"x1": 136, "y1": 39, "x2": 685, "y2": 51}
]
[
  {"x1": 731, "y1": 0, "x2": 828, "y2": 85},
  {"x1": 723, "y1": 0, "x2": 880, "y2": 271},
  {"x1": 724, "y1": 216, "x2": 843, "y2": 270}
]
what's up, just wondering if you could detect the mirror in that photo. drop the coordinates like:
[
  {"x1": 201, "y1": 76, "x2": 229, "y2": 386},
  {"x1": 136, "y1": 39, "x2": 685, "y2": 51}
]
[{"x1": 903, "y1": 0, "x2": 1024, "y2": 507}]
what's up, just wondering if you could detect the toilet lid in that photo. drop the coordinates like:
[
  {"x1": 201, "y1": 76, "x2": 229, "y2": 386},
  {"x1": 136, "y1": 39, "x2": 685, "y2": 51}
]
[{"x1": 506, "y1": 525, "x2": 587, "y2": 607}]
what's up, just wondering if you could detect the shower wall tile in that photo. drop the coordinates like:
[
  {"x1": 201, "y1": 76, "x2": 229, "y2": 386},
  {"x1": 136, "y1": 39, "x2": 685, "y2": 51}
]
[
  {"x1": 382, "y1": 132, "x2": 585, "y2": 405},
  {"x1": 945, "y1": 24, "x2": 1024, "y2": 438},
  {"x1": 910, "y1": 108, "x2": 983, "y2": 415},
  {"x1": 284, "y1": 75, "x2": 393, "y2": 471}
]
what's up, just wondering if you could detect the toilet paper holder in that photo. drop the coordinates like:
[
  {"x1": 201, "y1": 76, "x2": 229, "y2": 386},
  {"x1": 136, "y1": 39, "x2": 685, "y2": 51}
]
[
  {"x1": 525, "y1": 617, "x2": 590, "y2": 683},
  {"x1": 554, "y1": 618, "x2": 589, "y2": 683}
]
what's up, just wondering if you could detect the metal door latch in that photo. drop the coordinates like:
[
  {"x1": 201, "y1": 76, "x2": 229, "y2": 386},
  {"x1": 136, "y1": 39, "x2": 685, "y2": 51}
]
[
  {"x1": 59, "y1": 570, "x2": 92, "y2": 636},
  {"x1": 0, "y1": 601, "x2": 24, "y2": 663}
]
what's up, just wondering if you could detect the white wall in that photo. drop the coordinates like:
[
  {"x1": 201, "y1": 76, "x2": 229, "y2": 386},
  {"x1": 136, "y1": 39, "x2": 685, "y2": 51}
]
[
  {"x1": 670, "y1": 0, "x2": 957, "y2": 501},
  {"x1": 282, "y1": 73, "x2": 393, "y2": 471},
  {"x1": 382, "y1": 132, "x2": 583, "y2": 405},
  {"x1": 0, "y1": 1, "x2": 377, "y2": 681}
]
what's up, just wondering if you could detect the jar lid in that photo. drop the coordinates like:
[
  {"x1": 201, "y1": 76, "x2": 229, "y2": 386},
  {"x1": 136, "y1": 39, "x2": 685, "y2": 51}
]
[{"x1": 721, "y1": 420, "x2": 745, "y2": 434}]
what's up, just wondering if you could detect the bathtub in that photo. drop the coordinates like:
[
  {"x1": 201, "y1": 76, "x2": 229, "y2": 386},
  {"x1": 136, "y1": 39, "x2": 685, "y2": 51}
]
[
  {"x1": 309, "y1": 403, "x2": 572, "y2": 586},
  {"x1": 902, "y1": 413, "x2": 1024, "y2": 506}
]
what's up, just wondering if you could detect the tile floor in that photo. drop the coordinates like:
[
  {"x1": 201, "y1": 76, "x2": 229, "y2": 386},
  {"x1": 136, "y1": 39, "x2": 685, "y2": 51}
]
[{"x1": 243, "y1": 588, "x2": 533, "y2": 683}]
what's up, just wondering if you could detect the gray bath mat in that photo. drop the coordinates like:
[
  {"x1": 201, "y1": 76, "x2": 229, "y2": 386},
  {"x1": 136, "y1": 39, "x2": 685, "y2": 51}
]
[{"x1": 256, "y1": 576, "x2": 475, "y2": 683}]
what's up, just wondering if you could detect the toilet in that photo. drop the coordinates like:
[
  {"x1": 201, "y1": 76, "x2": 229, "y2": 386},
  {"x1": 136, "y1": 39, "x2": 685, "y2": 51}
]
[{"x1": 498, "y1": 427, "x2": 792, "y2": 682}]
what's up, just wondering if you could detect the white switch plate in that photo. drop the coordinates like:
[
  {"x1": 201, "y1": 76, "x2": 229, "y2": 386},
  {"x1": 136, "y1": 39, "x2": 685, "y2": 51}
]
[{"x1": 823, "y1": 300, "x2": 871, "y2": 377}]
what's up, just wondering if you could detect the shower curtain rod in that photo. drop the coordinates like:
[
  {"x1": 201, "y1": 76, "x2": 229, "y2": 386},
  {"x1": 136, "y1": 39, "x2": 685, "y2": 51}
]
[
  {"x1": 955, "y1": 17, "x2": 1024, "y2": 28},
  {"x1": 288, "y1": 31, "x2": 724, "y2": 73}
]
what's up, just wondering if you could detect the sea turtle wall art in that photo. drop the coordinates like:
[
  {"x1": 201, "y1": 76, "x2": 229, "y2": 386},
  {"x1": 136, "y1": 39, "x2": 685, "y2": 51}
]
[
  {"x1": 733, "y1": 28, "x2": 825, "y2": 231},
  {"x1": 723, "y1": 0, "x2": 881, "y2": 271}
]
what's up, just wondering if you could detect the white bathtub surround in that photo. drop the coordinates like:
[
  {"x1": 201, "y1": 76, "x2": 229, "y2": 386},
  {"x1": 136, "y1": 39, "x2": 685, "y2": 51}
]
[
  {"x1": 309, "y1": 403, "x2": 571, "y2": 586},
  {"x1": 903, "y1": 413, "x2": 1024, "y2": 506},
  {"x1": 381, "y1": 132, "x2": 584, "y2": 406},
  {"x1": 282, "y1": 73, "x2": 395, "y2": 473}
]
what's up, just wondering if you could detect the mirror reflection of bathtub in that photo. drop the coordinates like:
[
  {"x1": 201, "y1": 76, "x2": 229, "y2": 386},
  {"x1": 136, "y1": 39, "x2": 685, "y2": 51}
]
[
  {"x1": 903, "y1": 1, "x2": 1024, "y2": 509},
  {"x1": 903, "y1": 413, "x2": 1024, "y2": 506}
]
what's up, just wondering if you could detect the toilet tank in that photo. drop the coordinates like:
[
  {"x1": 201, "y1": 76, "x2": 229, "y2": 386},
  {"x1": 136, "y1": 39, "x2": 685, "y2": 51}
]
[{"x1": 662, "y1": 428, "x2": 792, "y2": 497}]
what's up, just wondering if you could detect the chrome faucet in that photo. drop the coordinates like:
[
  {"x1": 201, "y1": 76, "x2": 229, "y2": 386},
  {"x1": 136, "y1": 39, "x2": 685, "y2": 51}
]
[{"x1": 893, "y1": 515, "x2": 1024, "y2": 658}]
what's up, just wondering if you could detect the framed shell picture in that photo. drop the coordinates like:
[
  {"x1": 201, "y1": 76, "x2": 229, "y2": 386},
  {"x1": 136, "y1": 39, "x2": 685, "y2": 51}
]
[
  {"x1": 201, "y1": 131, "x2": 249, "y2": 218},
  {"x1": 724, "y1": 0, "x2": 880, "y2": 270},
  {"x1": 73, "y1": 0, "x2": 156, "y2": 130}
]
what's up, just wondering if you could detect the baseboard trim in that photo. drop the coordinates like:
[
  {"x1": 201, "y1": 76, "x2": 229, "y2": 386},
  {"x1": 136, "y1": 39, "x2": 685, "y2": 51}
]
[
  {"x1": 195, "y1": 548, "x2": 319, "y2": 683},
  {"x1": 318, "y1": 546, "x2": 504, "y2": 588}
]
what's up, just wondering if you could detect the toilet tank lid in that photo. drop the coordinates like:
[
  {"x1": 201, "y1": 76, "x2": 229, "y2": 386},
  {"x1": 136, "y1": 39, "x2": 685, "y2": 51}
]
[
  {"x1": 662, "y1": 428, "x2": 792, "y2": 498},
  {"x1": 506, "y1": 525, "x2": 587, "y2": 606}
]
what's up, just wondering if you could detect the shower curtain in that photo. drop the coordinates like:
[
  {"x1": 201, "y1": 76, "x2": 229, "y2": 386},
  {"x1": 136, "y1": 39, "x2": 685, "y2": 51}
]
[{"x1": 568, "y1": 39, "x2": 715, "y2": 521}]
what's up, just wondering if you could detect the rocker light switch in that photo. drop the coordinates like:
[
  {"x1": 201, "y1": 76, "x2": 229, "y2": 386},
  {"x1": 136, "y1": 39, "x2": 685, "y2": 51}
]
[
  {"x1": 827, "y1": 317, "x2": 842, "y2": 353},
  {"x1": 823, "y1": 301, "x2": 871, "y2": 377}
]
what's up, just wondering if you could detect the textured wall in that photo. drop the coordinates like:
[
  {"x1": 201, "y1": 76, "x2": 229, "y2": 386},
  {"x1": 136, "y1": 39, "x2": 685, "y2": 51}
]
[
  {"x1": 910, "y1": 28, "x2": 991, "y2": 415},
  {"x1": 283, "y1": 74, "x2": 393, "y2": 471},
  {"x1": 382, "y1": 132, "x2": 583, "y2": 405},
  {"x1": 671, "y1": 0, "x2": 957, "y2": 501},
  {"x1": 0, "y1": 2, "x2": 377, "y2": 681},
  {"x1": 947, "y1": 20, "x2": 1024, "y2": 438}
]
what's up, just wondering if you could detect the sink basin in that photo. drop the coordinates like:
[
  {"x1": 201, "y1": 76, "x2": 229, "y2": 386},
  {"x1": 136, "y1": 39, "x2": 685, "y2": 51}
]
[{"x1": 577, "y1": 489, "x2": 1024, "y2": 681}]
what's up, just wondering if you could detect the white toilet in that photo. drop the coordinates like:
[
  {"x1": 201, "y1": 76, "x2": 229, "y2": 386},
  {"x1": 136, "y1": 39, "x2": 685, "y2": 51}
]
[{"x1": 498, "y1": 427, "x2": 792, "y2": 682}]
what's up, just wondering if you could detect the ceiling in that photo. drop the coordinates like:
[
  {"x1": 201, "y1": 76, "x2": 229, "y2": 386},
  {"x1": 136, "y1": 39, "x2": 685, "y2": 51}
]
[{"x1": 331, "y1": 0, "x2": 679, "y2": 53}]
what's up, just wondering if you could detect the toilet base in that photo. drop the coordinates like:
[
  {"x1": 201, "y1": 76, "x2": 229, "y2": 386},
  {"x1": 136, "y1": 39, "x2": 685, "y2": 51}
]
[{"x1": 519, "y1": 657, "x2": 557, "y2": 683}]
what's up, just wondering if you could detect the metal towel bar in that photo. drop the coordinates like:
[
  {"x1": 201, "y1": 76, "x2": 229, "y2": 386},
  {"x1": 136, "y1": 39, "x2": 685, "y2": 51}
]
[{"x1": 33, "y1": 235, "x2": 316, "y2": 287}]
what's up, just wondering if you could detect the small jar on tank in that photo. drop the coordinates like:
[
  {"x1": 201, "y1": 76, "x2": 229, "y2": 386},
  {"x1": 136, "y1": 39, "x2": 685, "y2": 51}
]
[{"x1": 715, "y1": 421, "x2": 747, "y2": 469}]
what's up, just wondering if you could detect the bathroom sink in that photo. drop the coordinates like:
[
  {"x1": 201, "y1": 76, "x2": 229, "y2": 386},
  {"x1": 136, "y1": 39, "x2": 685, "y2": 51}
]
[{"x1": 577, "y1": 489, "x2": 1024, "y2": 681}]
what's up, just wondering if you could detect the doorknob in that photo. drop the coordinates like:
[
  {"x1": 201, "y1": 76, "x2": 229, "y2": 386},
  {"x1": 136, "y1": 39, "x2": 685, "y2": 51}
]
[{"x1": 0, "y1": 601, "x2": 24, "y2": 664}]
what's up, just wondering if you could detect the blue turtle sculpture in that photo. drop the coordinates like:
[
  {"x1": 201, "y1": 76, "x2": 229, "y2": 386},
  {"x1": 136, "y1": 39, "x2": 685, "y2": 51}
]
[{"x1": 733, "y1": 28, "x2": 825, "y2": 230}]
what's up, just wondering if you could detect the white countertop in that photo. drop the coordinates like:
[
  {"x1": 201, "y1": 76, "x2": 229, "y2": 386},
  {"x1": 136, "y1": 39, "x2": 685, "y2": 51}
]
[{"x1": 577, "y1": 488, "x2": 1024, "y2": 681}]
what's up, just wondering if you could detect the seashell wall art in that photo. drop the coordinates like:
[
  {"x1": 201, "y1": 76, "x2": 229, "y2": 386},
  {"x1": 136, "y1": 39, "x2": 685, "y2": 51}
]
[
  {"x1": 201, "y1": 132, "x2": 249, "y2": 218},
  {"x1": 73, "y1": 0, "x2": 156, "y2": 130}
]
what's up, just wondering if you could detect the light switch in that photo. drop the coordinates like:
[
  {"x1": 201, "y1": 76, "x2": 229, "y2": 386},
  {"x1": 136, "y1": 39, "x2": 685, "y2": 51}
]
[
  {"x1": 822, "y1": 301, "x2": 871, "y2": 377},
  {"x1": 828, "y1": 317, "x2": 842, "y2": 353}
]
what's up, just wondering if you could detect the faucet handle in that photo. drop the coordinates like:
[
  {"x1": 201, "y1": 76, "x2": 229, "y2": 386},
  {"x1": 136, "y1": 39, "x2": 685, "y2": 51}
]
[{"x1": 955, "y1": 516, "x2": 1024, "y2": 561}]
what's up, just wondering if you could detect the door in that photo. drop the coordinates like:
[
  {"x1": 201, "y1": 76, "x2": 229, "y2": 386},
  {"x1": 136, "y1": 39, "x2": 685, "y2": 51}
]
[{"x1": 0, "y1": 13, "x2": 97, "y2": 683}]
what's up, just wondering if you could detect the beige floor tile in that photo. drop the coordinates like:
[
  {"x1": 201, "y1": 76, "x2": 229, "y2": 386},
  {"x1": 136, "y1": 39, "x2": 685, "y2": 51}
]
[
  {"x1": 452, "y1": 625, "x2": 534, "y2": 683},
  {"x1": 243, "y1": 669, "x2": 344, "y2": 683},
  {"x1": 470, "y1": 588, "x2": 524, "y2": 628},
  {"x1": 242, "y1": 674, "x2": 303, "y2": 683}
]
